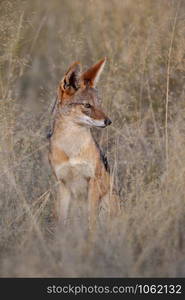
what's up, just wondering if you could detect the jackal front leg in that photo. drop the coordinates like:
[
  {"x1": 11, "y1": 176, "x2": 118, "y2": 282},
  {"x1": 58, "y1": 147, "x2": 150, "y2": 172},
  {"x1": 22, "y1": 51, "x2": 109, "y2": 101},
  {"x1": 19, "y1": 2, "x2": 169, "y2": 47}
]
[
  {"x1": 57, "y1": 181, "x2": 71, "y2": 225},
  {"x1": 88, "y1": 178, "x2": 100, "y2": 232}
]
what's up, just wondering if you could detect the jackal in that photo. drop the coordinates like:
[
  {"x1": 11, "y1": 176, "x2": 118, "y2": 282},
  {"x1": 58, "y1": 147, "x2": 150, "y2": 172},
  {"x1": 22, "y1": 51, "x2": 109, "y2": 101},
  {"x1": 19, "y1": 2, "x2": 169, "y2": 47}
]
[{"x1": 48, "y1": 58, "x2": 119, "y2": 229}]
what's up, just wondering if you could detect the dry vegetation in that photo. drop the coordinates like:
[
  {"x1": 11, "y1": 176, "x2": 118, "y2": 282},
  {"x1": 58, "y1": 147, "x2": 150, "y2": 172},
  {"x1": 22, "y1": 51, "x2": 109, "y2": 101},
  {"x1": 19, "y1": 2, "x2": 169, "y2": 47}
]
[{"x1": 0, "y1": 0, "x2": 185, "y2": 277}]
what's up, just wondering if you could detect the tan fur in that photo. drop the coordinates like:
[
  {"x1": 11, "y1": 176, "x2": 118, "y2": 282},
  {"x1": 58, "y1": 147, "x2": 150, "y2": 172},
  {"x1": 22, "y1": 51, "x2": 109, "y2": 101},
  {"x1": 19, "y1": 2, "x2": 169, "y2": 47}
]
[{"x1": 49, "y1": 58, "x2": 120, "y2": 229}]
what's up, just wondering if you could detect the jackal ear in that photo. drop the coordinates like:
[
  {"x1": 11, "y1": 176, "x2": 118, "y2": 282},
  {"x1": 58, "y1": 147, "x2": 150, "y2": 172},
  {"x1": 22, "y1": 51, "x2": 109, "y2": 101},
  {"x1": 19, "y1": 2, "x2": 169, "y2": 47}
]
[
  {"x1": 58, "y1": 62, "x2": 81, "y2": 102},
  {"x1": 81, "y1": 57, "x2": 106, "y2": 87}
]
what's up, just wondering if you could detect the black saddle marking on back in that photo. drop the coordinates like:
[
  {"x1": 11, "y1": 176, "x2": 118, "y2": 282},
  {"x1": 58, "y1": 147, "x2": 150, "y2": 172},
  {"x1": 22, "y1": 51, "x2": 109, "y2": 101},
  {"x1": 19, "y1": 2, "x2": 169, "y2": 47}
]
[
  {"x1": 47, "y1": 128, "x2": 53, "y2": 139},
  {"x1": 93, "y1": 137, "x2": 110, "y2": 173}
]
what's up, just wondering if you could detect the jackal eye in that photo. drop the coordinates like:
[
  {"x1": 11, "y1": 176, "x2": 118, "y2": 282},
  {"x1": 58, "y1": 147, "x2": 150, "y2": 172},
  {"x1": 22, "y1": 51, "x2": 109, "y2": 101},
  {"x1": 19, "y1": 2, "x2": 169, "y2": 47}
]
[{"x1": 84, "y1": 103, "x2": 91, "y2": 109}]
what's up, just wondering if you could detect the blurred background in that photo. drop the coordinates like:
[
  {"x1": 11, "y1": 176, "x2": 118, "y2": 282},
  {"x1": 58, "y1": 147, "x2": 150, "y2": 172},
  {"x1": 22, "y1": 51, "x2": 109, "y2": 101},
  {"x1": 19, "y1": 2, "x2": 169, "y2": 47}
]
[{"x1": 0, "y1": 0, "x2": 185, "y2": 277}]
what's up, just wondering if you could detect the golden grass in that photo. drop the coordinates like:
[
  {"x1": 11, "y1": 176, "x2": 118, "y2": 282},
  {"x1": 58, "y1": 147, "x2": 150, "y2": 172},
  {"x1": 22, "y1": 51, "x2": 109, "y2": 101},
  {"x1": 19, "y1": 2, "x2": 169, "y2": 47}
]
[{"x1": 0, "y1": 0, "x2": 185, "y2": 277}]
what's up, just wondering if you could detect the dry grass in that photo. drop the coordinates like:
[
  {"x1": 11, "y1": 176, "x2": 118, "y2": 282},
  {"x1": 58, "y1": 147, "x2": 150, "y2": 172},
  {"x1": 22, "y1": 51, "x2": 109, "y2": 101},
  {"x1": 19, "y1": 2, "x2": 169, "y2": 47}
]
[{"x1": 0, "y1": 0, "x2": 185, "y2": 277}]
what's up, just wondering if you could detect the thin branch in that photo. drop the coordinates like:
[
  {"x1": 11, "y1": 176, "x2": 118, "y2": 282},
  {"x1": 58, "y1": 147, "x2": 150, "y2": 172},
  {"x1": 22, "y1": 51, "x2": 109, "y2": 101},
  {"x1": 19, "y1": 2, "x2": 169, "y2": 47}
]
[{"x1": 165, "y1": 0, "x2": 181, "y2": 176}]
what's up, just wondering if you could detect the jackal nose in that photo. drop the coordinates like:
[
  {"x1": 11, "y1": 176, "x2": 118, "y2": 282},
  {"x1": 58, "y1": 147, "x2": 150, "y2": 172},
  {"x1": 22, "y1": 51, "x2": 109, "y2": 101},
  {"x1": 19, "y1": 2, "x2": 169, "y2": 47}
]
[{"x1": 104, "y1": 118, "x2": 112, "y2": 126}]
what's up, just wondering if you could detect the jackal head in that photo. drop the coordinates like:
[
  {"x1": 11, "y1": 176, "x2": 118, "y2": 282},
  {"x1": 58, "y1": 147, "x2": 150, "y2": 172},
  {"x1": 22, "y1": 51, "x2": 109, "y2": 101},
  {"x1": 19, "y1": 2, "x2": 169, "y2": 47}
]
[{"x1": 56, "y1": 58, "x2": 112, "y2": 128}]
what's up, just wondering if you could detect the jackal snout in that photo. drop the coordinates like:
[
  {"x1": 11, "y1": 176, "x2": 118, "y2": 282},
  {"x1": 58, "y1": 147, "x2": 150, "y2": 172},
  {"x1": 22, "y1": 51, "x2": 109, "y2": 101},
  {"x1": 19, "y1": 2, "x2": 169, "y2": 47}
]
[
  {"x1": 80, "y1": 102, "x2": 112, "y2": 128},
  {"x1": 65, "y1": 102, "x2": 112, "y2": 128}
]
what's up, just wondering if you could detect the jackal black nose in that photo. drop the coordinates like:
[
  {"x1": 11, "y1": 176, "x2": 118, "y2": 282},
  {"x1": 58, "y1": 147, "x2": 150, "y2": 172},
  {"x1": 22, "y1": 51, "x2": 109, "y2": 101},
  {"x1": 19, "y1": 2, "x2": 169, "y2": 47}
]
[{"x1": 104, "y1": 118, "x2": 112, "y2": 126}]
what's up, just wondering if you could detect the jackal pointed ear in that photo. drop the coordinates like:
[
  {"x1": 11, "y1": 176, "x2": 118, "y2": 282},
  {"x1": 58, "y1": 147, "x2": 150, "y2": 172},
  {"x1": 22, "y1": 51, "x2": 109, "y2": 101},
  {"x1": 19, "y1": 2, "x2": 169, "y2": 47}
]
[
  {"x1": 81, "y1": 57, "x2": 106, "y2": 87},
  {"x1": 58, "y1": 62, "x2": 81, "y2": 103}
]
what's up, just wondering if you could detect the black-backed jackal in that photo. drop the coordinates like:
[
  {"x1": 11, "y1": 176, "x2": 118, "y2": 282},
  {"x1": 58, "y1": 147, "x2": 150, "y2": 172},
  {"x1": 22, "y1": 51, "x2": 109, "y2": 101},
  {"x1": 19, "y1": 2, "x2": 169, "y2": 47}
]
[{"x1": 48, "y1": 58, "x2": 119, "y2": 229}]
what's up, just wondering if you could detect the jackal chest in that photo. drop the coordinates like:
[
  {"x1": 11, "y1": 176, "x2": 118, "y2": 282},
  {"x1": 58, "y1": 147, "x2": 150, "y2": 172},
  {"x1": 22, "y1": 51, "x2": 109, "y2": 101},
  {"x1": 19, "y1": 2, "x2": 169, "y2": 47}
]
[
  {"x1": 52, "y1": 130, "x2": 96, "y2": 180},
  {"x1": 54, "y1": 158, "x2": 95, "y2": 199},
  {"x1": 55, "y1": 158, "x2": 95, "y2": 181}
]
